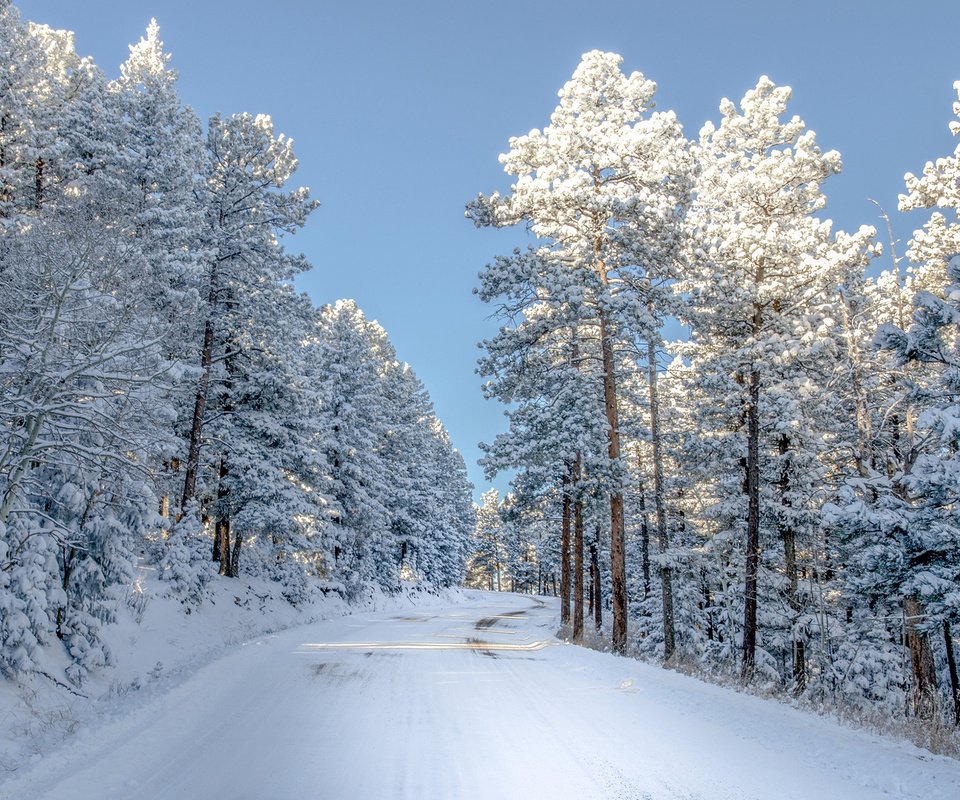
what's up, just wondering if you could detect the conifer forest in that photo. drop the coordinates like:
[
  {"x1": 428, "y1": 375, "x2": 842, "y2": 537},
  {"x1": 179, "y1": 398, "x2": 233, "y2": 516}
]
[
  {"x1": 466, "y1": 51, "x2": 960, "y2": 735},
  {"x1": 0, "y1": 6, "x2": 474, "y2": 683},
  {"x1": 2, "y1": 3, "x2": 960, "y2": 795}
]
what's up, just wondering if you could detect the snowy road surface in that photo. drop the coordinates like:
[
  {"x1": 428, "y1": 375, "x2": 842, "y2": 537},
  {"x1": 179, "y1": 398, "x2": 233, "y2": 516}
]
[{"x1": 4, "y1": 591, "x2": 959, "y2": 800}]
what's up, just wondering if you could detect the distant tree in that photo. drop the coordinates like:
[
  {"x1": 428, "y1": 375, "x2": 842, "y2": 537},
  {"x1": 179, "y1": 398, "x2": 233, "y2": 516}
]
[{"x1": 469, "y1": 489, "x2": 508, "y2": 591}]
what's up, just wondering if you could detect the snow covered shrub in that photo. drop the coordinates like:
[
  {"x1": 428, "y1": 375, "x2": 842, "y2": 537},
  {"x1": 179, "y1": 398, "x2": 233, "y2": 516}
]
[
  {"x1": 158, "y1": 504, "x2": 212, "y2": 606},
  {"x1": 0, "y1": 523, "x2": 63, "y2": 677}
]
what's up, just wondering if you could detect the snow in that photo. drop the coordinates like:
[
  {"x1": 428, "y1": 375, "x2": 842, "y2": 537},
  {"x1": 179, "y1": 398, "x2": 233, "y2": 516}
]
[
  {"x1": 3, "y1": 590, "x2": 958, "y2": 800},
  {"x1": 0, "y1": 572, "x2": 444, "y2": 786}
]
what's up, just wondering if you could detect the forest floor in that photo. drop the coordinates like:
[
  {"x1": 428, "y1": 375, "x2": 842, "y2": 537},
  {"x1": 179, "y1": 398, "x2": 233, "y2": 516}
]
[{"x1": 2, "y1": 590, "x2": 960, "y2": 799}]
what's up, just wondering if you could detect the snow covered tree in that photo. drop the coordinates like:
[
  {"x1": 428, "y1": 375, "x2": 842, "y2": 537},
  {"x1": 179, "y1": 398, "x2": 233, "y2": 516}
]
[
  {"x1": 684, "y1": 76, "x2": 874, "y2": 680},
  {"x1": 470, "y1": 51, "x2": 690, "y2": 653},
  {"x1": 0, "y1": 3, "x2": 473, "y2": 685},
  {"x1": 312, "y1": 300, "x2": 393, "y2": 593},
  {"x1": 475, "y1": 248, "x2": 609, "y2": 623},
  {"x1": 105, "y1": 20, "x2": 206, "y2": 537},
  {"x1": 468, "y1": 489, "x2": 508, "y2": 591},
  {"x1": 857, "y1": 81, "x2": 960, "y2": 720},
  {"x1": 0, "y1": 3, "x2": 48, "y2": 218},
  {"x1": 409, "y1": 419, "x2": 475, "y2": 589},
  {"x1": 0, "y1": 200, "x2": 170, "y2": 678},
  {"x1": 170, "y1": 110, "x2": 316, "y2": 594}
]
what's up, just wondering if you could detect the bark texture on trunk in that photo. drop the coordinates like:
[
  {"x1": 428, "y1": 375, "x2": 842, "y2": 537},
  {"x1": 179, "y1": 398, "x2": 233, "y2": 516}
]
[
  {"x1": 637, "y1": 472, "x2": 651, "y2": 602},
  {"x1": 228, "y1": 530, "x2": 243, "y2": 578},
  {"x1": 587, "y1": 556, "x2": 595, "y2": 618},
  {"x1": 592, "y1": 526, "x2": 602, "y2": 632},
  {"x1": 560, "y1": 467, "x2": 571, "y2": 626},
  {"x1": 181, "y1": 304, "x2": 216, "y2": 513},
  {"x1": 213, "y1": 457, "x2": 228, "y2": 563},
  {"x1": 215, "y1": 516, "x2": 231, "y2": 575},
  {"x1": 741, "y1": 269, "x2": 765, "y2": 682},
  {"x1": 647, "y1": 336, "x2": 674, "y2": 661},
  {"x1": 34, "y1": 156, "x2": 43, "y2": 209},
  {"x1": 944, "y1": 620, "x2": 960, "y2": 727},
  {"x1": 904, "y1": 596, "x2": 938, "y2": 719},
  {"x1": 742, "y1": 365, "x2": 761, "y2": 681},
  {"x1": 572, "y1": 456, "x2": 584, "y2": 643},
  {"x1": 599, "y1": 311, "x2": 628, "y2": 654},
  {"x1": 777, "y1": 434, "x2": 805, "y2": 693}
]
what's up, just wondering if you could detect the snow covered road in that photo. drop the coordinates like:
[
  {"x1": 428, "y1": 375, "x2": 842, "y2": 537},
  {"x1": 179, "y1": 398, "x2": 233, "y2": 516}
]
[{"x1": 4, "y1": 591, "x2": 960, "y2": 800}]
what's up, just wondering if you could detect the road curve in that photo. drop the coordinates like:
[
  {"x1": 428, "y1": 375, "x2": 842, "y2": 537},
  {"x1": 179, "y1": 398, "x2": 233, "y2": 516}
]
[{"x1": 4, "y1": 591, "x2": 959, "y2": 800}]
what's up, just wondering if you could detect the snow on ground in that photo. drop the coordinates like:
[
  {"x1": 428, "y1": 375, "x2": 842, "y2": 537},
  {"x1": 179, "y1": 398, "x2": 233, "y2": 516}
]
[
  {"x1": 0, "y1": 571, "x2": 450, "y2": 789},
  {"x1": 2, "y1": 590, "x2": 958, "y2": 800}
]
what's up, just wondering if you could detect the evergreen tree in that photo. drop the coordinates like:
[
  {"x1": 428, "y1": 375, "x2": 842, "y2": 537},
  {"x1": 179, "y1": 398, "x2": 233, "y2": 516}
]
[
  {"x1": 468, "y1": 489, "x2": 508, "y2": 591},
  {"x1": 470, "y1": 51, "x2": 689, "y2": 653},
  {"x1": 683, "y1": 76, "x2": 873, "y2": 679}
]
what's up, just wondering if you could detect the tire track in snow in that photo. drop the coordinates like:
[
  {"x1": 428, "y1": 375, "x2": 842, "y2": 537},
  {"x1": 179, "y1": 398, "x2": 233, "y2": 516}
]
[{"x1": 4, "y1": 591, "x2": 959, "y2": 800}]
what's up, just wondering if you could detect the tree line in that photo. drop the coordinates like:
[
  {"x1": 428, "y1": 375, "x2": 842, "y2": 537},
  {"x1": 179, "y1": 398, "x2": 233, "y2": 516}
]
[
  {"x1": 469, "y1": 51, "x2": 960, "y2": 728},
  {"x1": 0, "y1": 6, "x2": 474, "y2": 685}
]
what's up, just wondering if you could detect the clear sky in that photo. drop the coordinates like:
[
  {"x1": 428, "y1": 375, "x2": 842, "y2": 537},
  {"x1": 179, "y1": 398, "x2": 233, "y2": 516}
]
[{"x1": 15, "y1": 0, "x2": 960, "y2": 500}]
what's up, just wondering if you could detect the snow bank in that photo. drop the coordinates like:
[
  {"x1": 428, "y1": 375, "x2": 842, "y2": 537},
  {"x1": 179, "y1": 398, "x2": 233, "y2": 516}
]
[{"x1": 0, "y1": 573, "x2": 457, "y2": 782}]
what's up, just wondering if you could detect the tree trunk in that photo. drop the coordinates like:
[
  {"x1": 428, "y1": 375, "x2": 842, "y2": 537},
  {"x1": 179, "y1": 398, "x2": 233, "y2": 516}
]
[
  {"x1": 560, "y1": 467, "x2": 571, "y2": 626},
  {"x1": 742, "y1": 365, "x2": 761, "y2": 681},
  {"x1": 228, "y1": 530, "x2": 243, "y2": 578},
  {"x1": 740, "y1": 254, "x2": 766, "y2": 682},
  {"x1": 703, "y1": 575, "x2": 714, "y2": 642},
  {"x1": 647, "y1": 335, "x2": 674, "y2": 661},
  {"x1": 56, "y1": 545, "x2": 76, "y2": 640},
  {"x1": 778, "y1": 433, "x2": 805, "y2": 693},
  {"x1": 215, "y1": 516, "x2": 231, "y2": 575},
  {"x1": 592, "y1": 526, "x2": 603, "y2": 632},
  {"x1": 181, "y1": 305, "x2": 216, "y2": 513},
  {"x1": 34, "y1": 157, "x2": 43, "y2": 210},
  {"x1": 572, "y1": 456, "x2": 584, "y2": 643},
  {"x1": 56, "y1": 492, "x2": 96, "y2": 638},
  {"x1": 599, "y1": 310, "x2": 628, "y2": 653},
  {"x1": 213, "y1": 457, "x2": 229, "y2": 565},
  {"x1": 0, "y1": 413, "x2": 45, "y2": 526},
  {"x1": 588, "y1": 555, "x2": 595, "y2": 618},
  {"x1": 944, "y1": 620, "x2": 960, "y2": 727},
  {"x1": 637, "y1": 470, "x2": 651, "y2": 602},
  {"x1": 213, "y1": 457, "x2": 232, "y2": 577},
  {"x1": 0, "y1": 114, "x2": 8, "y2": 208},
  {"x1": 904, "y1": 595, "x2": 938, "y2": 719}
]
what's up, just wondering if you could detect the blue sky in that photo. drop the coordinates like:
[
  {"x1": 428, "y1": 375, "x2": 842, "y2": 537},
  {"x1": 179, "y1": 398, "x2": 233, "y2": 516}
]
[{"x1": 16, "y1": 0, "x2": 960, "y2": 500}]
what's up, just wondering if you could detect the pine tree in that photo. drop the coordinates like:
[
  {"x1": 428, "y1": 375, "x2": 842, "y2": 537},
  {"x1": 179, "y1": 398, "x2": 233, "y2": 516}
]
[
  {"x1": 470, "y1": 51, "x2": 689, "y2": 652},
  {"x1": 313, "y1": 300, "x2": 394, "y2": 593},
  {"x1": 866, "y1": 81, "x2": 960, "y2": 719},
  {"x1": 684, "y1": 76, "x2": 874, "y2": 680},
  {"x1": 175, "y1": 111, "x2": 316, "y2": 591},
  {"x1": 469, "y1": 489, "x2": 508, "y2": 591}
]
